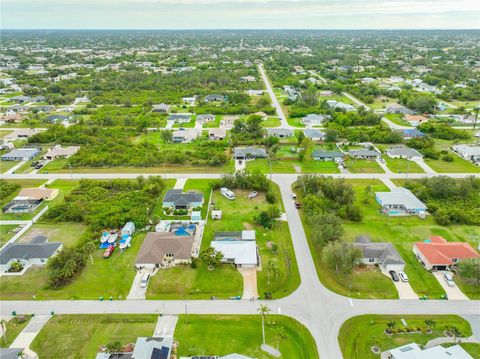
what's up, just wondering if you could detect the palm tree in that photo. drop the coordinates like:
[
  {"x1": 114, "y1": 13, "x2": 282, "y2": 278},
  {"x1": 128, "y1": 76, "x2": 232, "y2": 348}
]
[
  {"x1": 386, "y1": 320, "x2": 396, "y2": 333},
  {"x1": 424, "y1": 319, "x2": 437, "y2": 331},
  {"x1": 258, "y1": 304, "x2": 272, "y2": 345},
  {"x1": 0, "y1": 319, "x2": 7, "y2": 345},
  {"x1": 267, "y1": 259, "x2": 279, "y2": 285},
  {"x1": 83, "y1": 241, "x2": 96, "y2": 265}
]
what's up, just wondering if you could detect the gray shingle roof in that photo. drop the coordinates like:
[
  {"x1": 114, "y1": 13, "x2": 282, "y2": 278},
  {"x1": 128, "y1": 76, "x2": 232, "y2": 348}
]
[
  {"x1": 304, "y1": 129, "x2": 325, "y2": 139},
  {"x1": 163, "y1": 189, "x2": 203, "y2": 206},
  {"x1": 349, "y1": 149, "x2": 380, "y2": 157},
  {"x1": 0, "y1": 242, "x2": 62, "y2": 264},
  {"x1": 386, "y1": 147, "x2": 423, "y2": 158},
  {"x1": 353, "y1": 239, "x2": 405, "y2": 266},
  {"x1": 234, "y1": 147, "x2": 267, "y2": 158}
]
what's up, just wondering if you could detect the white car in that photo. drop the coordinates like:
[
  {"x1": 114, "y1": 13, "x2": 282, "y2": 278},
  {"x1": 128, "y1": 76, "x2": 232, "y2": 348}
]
[
  {"x1": 443, "y1": 273, "x2": 455, "y2": 287},
  {"x1": 291, "y1": 194, "x2": 297, "y2": 200},
  {"x1": 398, "y1": 271, "x2": 409, "y2": 282},
  {"x1": 140, "y1": 273, "x2": 150, "y2": 288},
  {"x1": 248, "y1": 191, "x2": 258, "y2": 199}
]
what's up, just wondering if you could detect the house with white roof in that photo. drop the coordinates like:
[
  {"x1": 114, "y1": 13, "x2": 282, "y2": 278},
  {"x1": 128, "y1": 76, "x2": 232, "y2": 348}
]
[
  {"x1": 451, "y1": 144, "x2": 480, "y2": 165},
  {"x1": 376, "y1": 187, "x2": 427, "y2": 217},
  {"x1": 211, "y1": 230, "x2": 258, "y2": 268},
  {"x1": 381, "y1": 342, "x2": 472, "y2": 359},
  {"x1": 385, "y1": 147, "x2": 423, "y2": 161}
]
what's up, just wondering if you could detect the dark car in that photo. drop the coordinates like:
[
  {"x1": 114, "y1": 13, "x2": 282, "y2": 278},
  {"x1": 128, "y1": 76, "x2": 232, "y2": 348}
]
[
  {"x1": 389, "y1": 270, "x2": 399, "y2": 282},
  {"x1": 31, "y1": 161, "x2": 39, "y2": 167},
  {"x1": 295, "y1": 201, "x2": 301, "y2": 209},
  {"x1": 34, "y1": 163, "x2": 44, "y2": 169}
]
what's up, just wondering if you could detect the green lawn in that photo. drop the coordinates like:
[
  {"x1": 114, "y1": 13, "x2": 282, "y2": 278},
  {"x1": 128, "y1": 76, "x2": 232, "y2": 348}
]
[
  {"x1": 175, "y1": 315, "x2": 318, "y2": 359},
  {"x1": 151, "y1": 179, "x2": 177, "y2": 217},
  {"x1": 455, "y1": 275, "x2": 480, "y2": 300},
  {"x1": 202, "y1": 115, "x2": 222, "y2": 128},
  {"x1": 30, "y1": 314, "x2": 157, "y2": 359},
  {"x1": 0, "y1": 160, "x2": 20, "y2": 174},
  {"x1": 247, "y1": 158, "x2": 339, "y2": 174},
  {"x1": 0, "y1": 315, "x2": 32, "y2": 348},
  {"x1": 0, "y1": 231, "x2": 147, "y2": 300},
  {"x1": 261, "y1": 117, "x2": 281, "y2": 127},
  {"x1": 345, "y1": 159, "x2": 384, "y2": 173},
  {"x1": 19, "y1": 222, "x2": 87, "y2": 247},
  {"x1": 384, "y1": 113, "x2": 410, "y2": 126},
  {"x1": 286, "y1": 117, "x2": 305, "y2": 128},
  {"x1": 384, "y1": 158, "x2": 424, "y2": 174},
  {"x1": 183, "y1": 178, "x2": 214, "y2": 219},
  {"x1": 0, "y1": 225, "x2": 18, "y2": 247},
  {"x1": 338, "y1": 315, "x2": 474, "y2": 359},
  {"x1": 424, "y1": 155, "x2": 480, "y2": 173}
]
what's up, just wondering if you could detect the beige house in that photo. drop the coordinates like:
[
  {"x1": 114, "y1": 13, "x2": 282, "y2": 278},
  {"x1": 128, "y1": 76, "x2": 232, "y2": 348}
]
[
  {"x1": 43, "y1": 145, "x2": 80, "y2": 160},
  {"x1": 17, "y1": 188, "x2": 59, "y2": 201}
]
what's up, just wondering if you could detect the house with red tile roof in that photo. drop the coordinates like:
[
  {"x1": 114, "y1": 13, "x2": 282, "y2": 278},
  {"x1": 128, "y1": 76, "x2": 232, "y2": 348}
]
[{"x1": 413, "y1": 236, "x2": 480, "y2": 271}]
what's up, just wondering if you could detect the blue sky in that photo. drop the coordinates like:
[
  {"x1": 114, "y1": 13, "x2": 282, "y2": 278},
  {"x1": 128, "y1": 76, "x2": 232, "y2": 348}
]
[{"x1": 2, "y1": 0, "x2": 479, "y2": 29}]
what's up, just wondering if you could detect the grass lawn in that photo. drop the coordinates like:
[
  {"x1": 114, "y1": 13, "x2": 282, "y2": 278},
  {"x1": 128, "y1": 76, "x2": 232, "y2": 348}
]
[
  {"x1": 454, "y1": 275, "x2": 480, "y2": 300},
  {"x1": 30, "y1": 314, "x2": 157, "y2": 359},
  {"x1": 261, "y1": 117, "x2": 281, "y2": 127},
  {"x1": 286, "y1": 117, "x2": 305, "y2": 128},
  {"x1": 384, "y1": 158, "x2": 424, "y2": 174},
  {"x1": 175, "y1": 315, "x2": 318, "y2": 359},
  {"x1": 183, "y1": 179, "x2": 214, "y2": 219},
  {"x1": 0, "y1": 231, "x2": 147, "y2": 300},
  {"x1": 369, "y1": 97, "x2": 397, "y2": 110},
  {"x1": 338, "y1": 315, "x2": 474, "y2": 359},
  {"x1": 345, "y1": 159, "x2": 384, "y2": 173},
  {"x1": 40, "y1": 162, "x2": 235, "y2": 174},
  {"x1": 384, "y1": 113, "x2": 410, "y2": 126},
  {"x1": 0, "y1": 225, "x2": 18, "y2": 247},
  {"x1": 173, "y1": 120, "x2": 196, "y2": 128},
  {"x1": 0, "y1": 129, "x2": 13, "y2": 138},
  {"x1": 151, "y1": 179, "x2": 177, "y2": 217},
  {"x1": 202, "y1": 115, "x2": 221, "y2": 128},
  {"x1": 19, "y1": 222, "x2": 87, "y2": 247},
  {"x1": 301, "y1": 160, "x2": 340, "y2": 174},
  {"x1": 247, "y1": 158, "x2": 339, "y2": 174},
  {"x1": 424, "y1": 155, "x2": 480, "y2": 173},
  {"x1": 0, "y1": 161, "x2": 20, "y2": 174},
  {"x1": 0, "y1": 315, "x2": 32, "y2": 348}
]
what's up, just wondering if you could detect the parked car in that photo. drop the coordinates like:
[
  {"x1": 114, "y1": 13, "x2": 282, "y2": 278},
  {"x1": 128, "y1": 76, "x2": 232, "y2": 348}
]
[
  {"x1": 399, "y1": 271, "x2": 409, "y2": 282},
  {"x1": 295, "y1": 201, "x2": 301, "y2": 209},
  {"x1": 34, "y1": 163, "x2": 44, "y2": 169},
  {"x1": 291, "y1": 193, "x2": 297, "y2": 200},
  {"x1": 443, "y1": 273, "x2": 455, "y2": 287},
  {"x1": 389, "y1": 270, "x2": 399, "y2": 282},
  {"x1": 140, "y1": 273, "x2": 150, "y2": 288},
  {"x1": 380, "y1": 158, "x2": 386, "y2": 164},
  {"x1": 248, "y1": 191, "x2": 258, "y2": 199},
  {"x1": 103, "y1": 245, "x2": 115, "y2": 258},
  {"x1": 31, "y1": 161, "x2": 39, "y2": 167}
]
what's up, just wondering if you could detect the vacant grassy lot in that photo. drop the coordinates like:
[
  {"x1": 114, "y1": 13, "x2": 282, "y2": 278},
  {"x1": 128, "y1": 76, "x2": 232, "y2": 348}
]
[
  {"x1": 247, "y1": 158, "x2": 339, "y2": 174},
  {"x1": 345, "y1": 159, "x2": 384, "y2": 173},
  {"x1": 455, "y1": 275, "x2": 480, "y2": 300},
  {"x1": 175, "y1": 315, "x2": 318, "y2": 359},
  {"x1": 384, "y1": 158, "x2": 424, "y2": 174},
  {"x1": 148, "y1": 185, "x2": 299, "y2": 300},
  {"x1": 0, "y1": 315, "x2": 32, "y2": 348},
  {"x1": 0, "y1": 160, "x2": 20, "y2": 174},
  {"x1": 30, "y1": 314, "x2": 157, "y2": 359},
  {"x1": 425, "y1": 155, "x2": 480, "y2": 173},
  {"x1": 0, "y1": 225, "x2": 18, "y2": 247},
  {"x1": 19, "y1": 222, "x2": 87, "y2": 247},
  {"x1": 261, "y1": 117, "x2": 281, "y2": 127},
  {"x1": 338, "y1": 315, "x2": 474, "y2": 359}
]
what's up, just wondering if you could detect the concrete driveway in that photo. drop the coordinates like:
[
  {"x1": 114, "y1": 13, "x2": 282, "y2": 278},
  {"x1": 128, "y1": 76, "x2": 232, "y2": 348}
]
[
  {"x1": 127, "y1": 269, "x2": 155, "y2": 300},
  {"x1": 239, "y1": 267, "x2": 258, "y2": 300},
  {"x1": 433, "y1": 271, "x2": 469, "y2": 300},
  {"x1": 392, "y1": 279, "x2": 418, "y2": 299},
  {"x1": 153, "y1": 315, "x2": 178, "y2": 338}
]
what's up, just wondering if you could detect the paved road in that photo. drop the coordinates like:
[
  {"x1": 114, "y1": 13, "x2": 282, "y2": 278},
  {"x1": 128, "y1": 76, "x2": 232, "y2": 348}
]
[
  {"x1": 258, "y1": 63, "x2": 291, "y2": 129},
  {"x1": 342, "y1": 92, "x2": 370, "y2": 110},
  {"x1": 2, "y1": 173, "x2": 480, "y2": 358}
]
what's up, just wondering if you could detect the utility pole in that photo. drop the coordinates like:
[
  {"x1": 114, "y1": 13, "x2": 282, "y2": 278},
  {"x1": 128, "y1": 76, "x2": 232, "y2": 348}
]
[{"x1": 473, "y1": 107, "x2": 479, "y2": 132}]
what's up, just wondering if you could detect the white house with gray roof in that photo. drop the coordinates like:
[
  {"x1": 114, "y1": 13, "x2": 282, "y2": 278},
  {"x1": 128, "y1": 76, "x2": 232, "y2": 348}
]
[
  {"x1": 312, "y1": 150, "x2": 344, "y2": 162},
  {"x1": 233, "y1": 147, "x2": 267, "y2": 160},
  {"x1": 376, "y1": 187, "x2": 427, "y2": 216},
  {"x1": 301, "y1": 114, "x2": 330, "y2": 127},
  {"x1": 353, "y1": 235, "x2": 405, "y2": 273},
  {"x1": 167, "y1": 114, "x2": 191, "y2": 123},
  {"x1": 452, "y1": 144, "x2": 480, "y2": 165},
  {"x1": 348, "y1": 148, "x2": 381, "y2": 159},
  {"x1": 1, "y1": 148, "x2": 39, "y2": 161},
  {"x1": 267, "y1": 128, "x2": 293, "y2": 138},
  {"x1": 304, "y1": 129, "x2": 325, "y2": 141},
  {"x1": 385, "y1": 147, "x2": 423, "y2": 161}
]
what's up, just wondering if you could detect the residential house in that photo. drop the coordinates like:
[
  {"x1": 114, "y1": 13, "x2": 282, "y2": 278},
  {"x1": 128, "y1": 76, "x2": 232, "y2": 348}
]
[
  {"x1": 172, "y1": 129, "x2": 200, "y2": 143},
  {"x1": 162, "y1": 189, "x2": 204, "y2": 210},
  {"x1": 303, "y1": 129, "x2": 325, "y2": 141},
  {"x1": 325, "y1": 100, "x2": 356, "y2": 111},
  {"x1": 2, "y1": 129, "x2": 39, "y2": 141},
  {"x1": 301, "y1": 114, "x2": 330, "y2": 127},
  {"x1": 43, "y1": 145, "x2": 80, "y2": 160},
  {"x1": 404, "y1": 114, "x2": 429, "y2": 127},
  {"x1": 452, "y1": 145, "x2": 480, "y2": 165},
  {"x1": 283, "y1": 86, "x2": 300, "y2": 101},
  {"x1": 45, "y1": 114, "x2": 71, "y2": 124},
  {"x1": 11, "y1": 95, "x2": 31, "y2": 104},
  {"x1": 205, "y1": 94, "x2": 226, "y2": 102},
  {"x1": 220, "y1": 115, "x2": 239, "y2": 129},
  {"x1": 152, "y1": 103, "x2": 170, "y2": 112},
  {"x1": 353, "y1": 235, "x2": 405, "y2": 273},
  {"x1": 376, "y1": 187, "x2": 427, "y2": 216},
  {"x1": 182, "y1": 96, "x2": 196, "y2": 106},
  {"x1": 240, "y1": 76, "x2": 256, "y2": 82},
  {"x1": 196, "y1": 114, "x2": 215, "y2": 123},
  {"x1": 211, "y1": 230, "x2": 258, "y2": 268},
  {"x1": 208, "y1": 128, "x2": 227, "y2": 140},
  {"x1": 266, "y1": 128, "x2": 293, "y2": 138},
  {"x1": 386, "y1": 104, "x2": 415, "y2": 115},
  {"x1": 319, "y1": 90, "x2": 334, "y2": 96},
  {"x1": 233, "y1": 147, "x2": 267, "y2": 160},
  {"x1": 134, "y1": 232, "x2": 194, "y2": 269},
  {"x1": 382, "y1": 343, "x2": 472, "y2": 359},
  {"x1": 246, "y1": 89, "x2": 264, "y2": 96},
  {"x1": 31, "y1": 105, "x2": 54, "y2": 113},
  {"x1": 348, "y1": 149, "x2": 381, "y2": 160},
  {"x1": 7, "y1": 104, "x2": 28, "y2": 113},
  {"x1": 167, "y1": 114, "x2": 191, "y2": 123},
  {"x1": 413, "y1": 236, "x2": 480, "y2": 271},
  {"x1": 312, "y1": 150, "x2": 344, "y2": 162},
  {"x1": 0, "y1": 236, "x2": 63, "y2": 273},
  {"x1": 385, "y1": 147, "x2": 423, "y2": 161},
  {"x1": 0, "y1": 113, "x2": 24, "y2": 124},
  {"x1": 1, "y1": 148, "x2": 39, "y2": 161},
  {"x1": 3, "y1": 188, "x2": 58, "y2": 214},
  {"x1": 96, "y1": 336, "x2": 173, "y2": 359}
]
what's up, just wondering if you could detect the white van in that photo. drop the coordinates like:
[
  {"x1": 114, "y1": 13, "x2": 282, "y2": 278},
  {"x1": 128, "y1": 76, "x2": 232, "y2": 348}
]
[
  {"x1": 220, "y1": 187, "x2": 236, "y2": 200},
  {"x1": 140, "y1": 273, "x2": 150, "y2": 288}
]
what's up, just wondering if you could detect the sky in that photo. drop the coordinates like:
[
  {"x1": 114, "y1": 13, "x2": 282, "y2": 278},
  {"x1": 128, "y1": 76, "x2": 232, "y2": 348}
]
[{"x1": 2, "y1": 0, "x2": 480, "y2": 30}]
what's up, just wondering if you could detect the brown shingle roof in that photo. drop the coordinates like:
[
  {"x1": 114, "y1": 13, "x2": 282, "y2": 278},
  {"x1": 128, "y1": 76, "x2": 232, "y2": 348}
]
[{"x1": 135, "y1": 232, "x2": 194, "y2": 264}]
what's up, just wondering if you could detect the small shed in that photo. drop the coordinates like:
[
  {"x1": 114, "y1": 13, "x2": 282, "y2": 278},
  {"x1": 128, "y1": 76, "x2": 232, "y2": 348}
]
[{"x1": 211, "y1": 209, "x2": 222, "y2": 220}]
